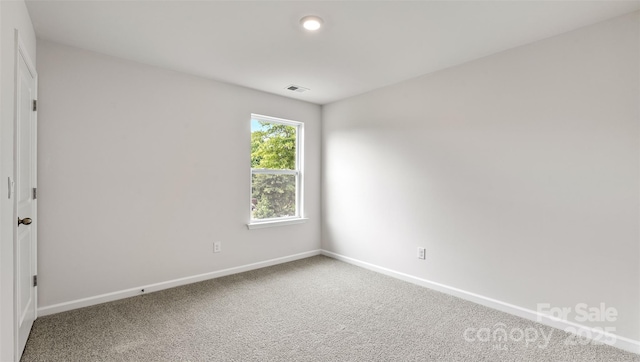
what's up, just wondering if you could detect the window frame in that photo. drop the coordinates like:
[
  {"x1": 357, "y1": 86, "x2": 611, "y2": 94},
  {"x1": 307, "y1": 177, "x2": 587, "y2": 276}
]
[{"x1": 248, "y1": 114, "x2": 305, "y2": 229}]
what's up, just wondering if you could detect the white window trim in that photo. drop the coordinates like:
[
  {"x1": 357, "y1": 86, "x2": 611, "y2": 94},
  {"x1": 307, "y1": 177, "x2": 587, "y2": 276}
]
[
  {"x1": 248, "y1": 114, "x2": 304, "y2": 229},
  {"x1": 246, "y1": 217, "x2": 308, "y2": 230}
]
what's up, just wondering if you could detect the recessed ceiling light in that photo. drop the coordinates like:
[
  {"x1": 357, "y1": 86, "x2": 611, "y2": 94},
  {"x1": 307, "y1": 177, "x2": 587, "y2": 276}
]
[{"x1": 300, "y1": 16, "x2": 323, "y2": 31}]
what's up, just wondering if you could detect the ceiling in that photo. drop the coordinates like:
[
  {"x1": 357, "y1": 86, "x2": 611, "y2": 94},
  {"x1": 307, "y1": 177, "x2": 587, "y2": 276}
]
[{"x1": 26, "y1": 0, "x2": 640, "y2": 105}]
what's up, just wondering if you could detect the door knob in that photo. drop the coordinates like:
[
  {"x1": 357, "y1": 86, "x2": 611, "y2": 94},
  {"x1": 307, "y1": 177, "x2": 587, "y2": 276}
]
[{"x1": 18, "y1": 217, "x2": 32, "y2": 226}]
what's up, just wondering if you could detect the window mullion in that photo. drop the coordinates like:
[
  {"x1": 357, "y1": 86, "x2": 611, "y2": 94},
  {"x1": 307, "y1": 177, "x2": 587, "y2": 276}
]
[{"x1": 251, "y1": 169, "x2": 298, "y2": 175}]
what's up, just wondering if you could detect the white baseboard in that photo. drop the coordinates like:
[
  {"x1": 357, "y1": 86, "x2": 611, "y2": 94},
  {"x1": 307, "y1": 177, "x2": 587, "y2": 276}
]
[
  {"x1": 38, "y1": 249, "x2": 321, "y2": 317},
  {"x1": 320, "y1": 250, "x2": 640, "y2": 355},
  {"x1": 36, "y1": 248, "x2": 640, "y2": 355}
]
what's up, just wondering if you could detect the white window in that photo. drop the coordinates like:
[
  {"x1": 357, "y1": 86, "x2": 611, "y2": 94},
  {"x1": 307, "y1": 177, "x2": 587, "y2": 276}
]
[{"x1": 248, "y1": 114, "x2": 304, "y2": 228}]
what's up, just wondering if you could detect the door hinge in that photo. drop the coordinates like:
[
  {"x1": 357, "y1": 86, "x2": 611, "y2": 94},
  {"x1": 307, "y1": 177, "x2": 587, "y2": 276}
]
[
  {"x1": 33, "y1": 100, "x2": 37, "y2": 112},
  {"x1": 33, "y1": 187, "x2": 37, "y2": 200},
  {"x1": 33, "y1": 275, "x2": 37, "y2": 287}
]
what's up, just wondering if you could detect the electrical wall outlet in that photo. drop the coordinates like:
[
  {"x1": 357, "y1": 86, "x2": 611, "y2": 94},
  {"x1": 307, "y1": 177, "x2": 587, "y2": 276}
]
[
  {"x1": 214, "y1": 242, "x2": 221, "y2": 253},
  {"x1": 417, "y1": 247, "x2": 426, "y2": 260}
]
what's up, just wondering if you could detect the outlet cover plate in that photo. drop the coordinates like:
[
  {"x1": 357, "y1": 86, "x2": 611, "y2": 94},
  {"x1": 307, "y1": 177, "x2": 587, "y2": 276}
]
[{"x1": 418, "y1": 247, "x2": 426, "y2": 260}]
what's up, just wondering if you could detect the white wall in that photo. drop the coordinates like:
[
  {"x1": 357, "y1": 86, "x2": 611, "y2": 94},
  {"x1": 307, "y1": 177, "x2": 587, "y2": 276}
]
[
  {"x1": 36, "y1": 41, "x2": 321, "y2": 309},
  {"x1": 322, "y1": 12, "x2": 639, "y2": 341},
  {"x1": 0, "y1": 1, "x2": 36, "y2": 361}
]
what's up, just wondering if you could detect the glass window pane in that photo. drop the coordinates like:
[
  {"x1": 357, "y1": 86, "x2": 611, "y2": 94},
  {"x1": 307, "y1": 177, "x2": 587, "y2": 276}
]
[
  {"x1": 251, "y1": 120, "x2": 297, "y2": 170},
  {"x1": 251, "y1": 173, "x2": 296, "y2": 220}
]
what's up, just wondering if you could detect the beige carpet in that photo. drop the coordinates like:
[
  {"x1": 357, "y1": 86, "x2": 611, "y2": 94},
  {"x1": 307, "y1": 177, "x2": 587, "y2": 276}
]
[{"x1": 21, "y1": 256, "x2": 639, "y2": 361}]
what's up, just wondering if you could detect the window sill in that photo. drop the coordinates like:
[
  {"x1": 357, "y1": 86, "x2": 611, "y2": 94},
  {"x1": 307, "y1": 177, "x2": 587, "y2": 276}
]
[{"x1": 247, "y1": 218, "x2": 308, "y2": 230}]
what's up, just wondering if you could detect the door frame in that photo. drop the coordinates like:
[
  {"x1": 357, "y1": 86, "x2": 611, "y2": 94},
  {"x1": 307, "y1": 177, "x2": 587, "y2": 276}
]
[{"x1": 13, "y1": 29, "x2": 37, "y2": 362}]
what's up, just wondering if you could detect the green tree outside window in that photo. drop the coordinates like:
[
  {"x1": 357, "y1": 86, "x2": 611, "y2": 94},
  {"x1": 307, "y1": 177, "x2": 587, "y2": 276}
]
[{"x1": 251, "y1": 120, "x2": 299, "y2": 219}]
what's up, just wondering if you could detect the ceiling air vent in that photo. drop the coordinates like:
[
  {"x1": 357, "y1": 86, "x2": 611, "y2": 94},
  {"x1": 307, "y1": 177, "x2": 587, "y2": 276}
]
[{"x1": 286, "y1": 84, "x2": 310, "y2": 93}]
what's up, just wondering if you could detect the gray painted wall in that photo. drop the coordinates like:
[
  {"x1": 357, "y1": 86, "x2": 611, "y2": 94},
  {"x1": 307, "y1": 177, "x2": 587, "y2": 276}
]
[
  {"x1": 36, "y1": 41, "x2": 322, "y2": 308},
  {"x1": 322, "y1": 12, "x2": 639, "y2": 341}
]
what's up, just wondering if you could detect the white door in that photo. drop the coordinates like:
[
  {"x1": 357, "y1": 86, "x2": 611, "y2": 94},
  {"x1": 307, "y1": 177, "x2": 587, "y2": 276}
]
[{"x1": 14, "y1": 35, "x2": 37, "y2": 360}]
